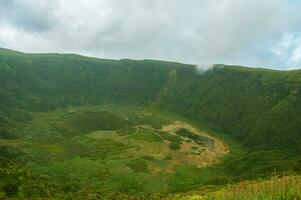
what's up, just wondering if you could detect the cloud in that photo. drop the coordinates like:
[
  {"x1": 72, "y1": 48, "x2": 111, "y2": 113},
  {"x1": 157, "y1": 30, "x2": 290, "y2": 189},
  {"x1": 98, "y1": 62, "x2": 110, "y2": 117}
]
[
  {"x1": 0, "y1": 0, "x2": 59, "y2": 32},
  {"x1": 0, "y1": 0, "x2": 300, "y2": 69},
  {"x1": 271, "y1": 33, "x2": 301, "y2": 69},
  {"x1": 195, "y1": 64, "x2": 216, "y2": 74}
]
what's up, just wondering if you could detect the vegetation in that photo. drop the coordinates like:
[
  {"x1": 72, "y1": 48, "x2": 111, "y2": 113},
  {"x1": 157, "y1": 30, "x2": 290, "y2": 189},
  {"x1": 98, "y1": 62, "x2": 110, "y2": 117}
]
[
  {"x1": 0, "y1": 104, "x2": 225, "y2": 198},
  {"x1": 0, "y1": 47, "x2": 301, "y2": 199},
  {"x1": 176, "y1": 128, "x2": 212, "y2": 146},
  {"x1": 174, "y1": 175, "x2": 301, "y2": 200}
]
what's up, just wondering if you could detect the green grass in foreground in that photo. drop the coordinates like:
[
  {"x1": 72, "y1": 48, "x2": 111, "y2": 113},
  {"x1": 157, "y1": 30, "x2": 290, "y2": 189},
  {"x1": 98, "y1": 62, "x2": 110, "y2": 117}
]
[{"x1": 174, "y1": 175, "x2": 301, "y2": 200}]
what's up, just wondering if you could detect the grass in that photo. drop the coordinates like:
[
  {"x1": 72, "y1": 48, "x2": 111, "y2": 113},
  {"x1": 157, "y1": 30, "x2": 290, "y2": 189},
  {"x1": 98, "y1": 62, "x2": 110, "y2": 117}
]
[
  {"x1": 176, "y1": 175, "x2": 301, "y2": 200},
  {"x1": 126, "y1": 158, "x2": 149, "y2": 173},
  {"x1": 127, "y1": 126, "x2": 164, "y2": 142},
  {"x1": 169, "y1": 141, "x2": 182, "y2": 150},
  {"x1": 0, "y1": 104, "x2": 227, "y2": 197},
  {"x1": 1, "y1": 48, "x2": 301, "y2": 199}
]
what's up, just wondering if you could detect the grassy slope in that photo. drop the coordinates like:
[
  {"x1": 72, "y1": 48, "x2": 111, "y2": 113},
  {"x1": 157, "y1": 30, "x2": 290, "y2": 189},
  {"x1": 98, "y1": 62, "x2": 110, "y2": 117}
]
[
  {"x1": 0, "y1": 48, "x2": 176, "y2": 111},
  {"x1": 158, "y1": 65, "x2": 301, "y2": 178},
  {"x1": 1, "y1": 48, "x2": 301, "y2": 198},
  {"x1": 174, "y1": 175, "x2": 301, "y2": 200}
]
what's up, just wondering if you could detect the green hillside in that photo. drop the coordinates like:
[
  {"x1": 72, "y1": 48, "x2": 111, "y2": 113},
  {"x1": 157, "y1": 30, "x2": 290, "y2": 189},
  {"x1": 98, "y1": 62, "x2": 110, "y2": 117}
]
[{"x1": 0, "y1": 48, "x2": 301, "y2": 199}]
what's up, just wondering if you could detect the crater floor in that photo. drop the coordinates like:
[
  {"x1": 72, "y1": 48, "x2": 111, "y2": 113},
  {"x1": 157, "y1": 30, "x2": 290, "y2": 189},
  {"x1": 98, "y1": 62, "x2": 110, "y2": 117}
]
[{"x1": 4, "y1": 105, "x2": 229, "y2": 194}]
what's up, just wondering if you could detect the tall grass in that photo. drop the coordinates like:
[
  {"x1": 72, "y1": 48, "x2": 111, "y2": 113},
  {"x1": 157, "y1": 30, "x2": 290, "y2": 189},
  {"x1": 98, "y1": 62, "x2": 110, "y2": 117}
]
[{"x1": 178, "y1": 176, "x2": 301, "y2": 200}]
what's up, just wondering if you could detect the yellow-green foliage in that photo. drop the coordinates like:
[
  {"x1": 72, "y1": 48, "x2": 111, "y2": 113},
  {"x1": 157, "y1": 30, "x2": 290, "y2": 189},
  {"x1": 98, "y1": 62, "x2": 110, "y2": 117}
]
[{"x1": 176, "y1": 176, "x2": 301, "y2": 200}]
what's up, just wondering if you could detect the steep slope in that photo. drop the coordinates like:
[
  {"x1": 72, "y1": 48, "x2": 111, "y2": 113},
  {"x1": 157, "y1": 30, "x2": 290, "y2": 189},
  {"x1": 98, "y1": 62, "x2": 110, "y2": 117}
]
[
  {"x1": 158, "y1": 66, "x2": 301, "y2": 151},
  {"x1": 0, "y1": 48, "x2": 179, "y2": 112},
  {"x1": 1, "y1": 48, "x2": 300, "y2": 154},
  {"x1": 157, "y1": 65, "x2": 301, "y2": 178},
  {"x1": 0, "y1": 47, "x2": 301, "y2": 197}
]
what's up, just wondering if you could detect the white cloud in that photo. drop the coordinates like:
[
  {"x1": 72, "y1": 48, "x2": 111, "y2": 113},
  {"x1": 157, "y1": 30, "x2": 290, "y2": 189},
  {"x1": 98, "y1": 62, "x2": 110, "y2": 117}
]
[
  {"x1": 0, "y1": 0, "x2": 300, "y2": 69},
  {"x1": 195, "y1": 64, "x2": 216, "y2": 74},
  {"x1": 272, "y1": 33, "x2": 301, "y2": 68},
  {"x1": 289, "y1": 45, "x2": 301, "y2": 67}
]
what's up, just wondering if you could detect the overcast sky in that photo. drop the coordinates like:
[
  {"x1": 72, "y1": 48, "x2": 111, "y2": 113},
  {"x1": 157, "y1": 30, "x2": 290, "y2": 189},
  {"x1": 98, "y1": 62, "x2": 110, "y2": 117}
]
[{"x1": 0, "y1": 0, "x2": 301, "y2": 69}]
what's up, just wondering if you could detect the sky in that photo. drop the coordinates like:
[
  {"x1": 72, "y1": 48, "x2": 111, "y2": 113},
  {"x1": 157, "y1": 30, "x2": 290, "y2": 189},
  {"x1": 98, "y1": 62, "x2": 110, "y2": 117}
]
[{"x1": 0, "y1": 0, "x2": 301, "y2": 69}]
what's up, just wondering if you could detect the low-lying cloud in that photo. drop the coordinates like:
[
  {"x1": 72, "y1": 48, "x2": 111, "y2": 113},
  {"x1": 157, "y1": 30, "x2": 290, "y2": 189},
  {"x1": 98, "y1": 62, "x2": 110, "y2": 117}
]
[
  {"x1": 195, "y1": 64, "x2": 216, "y2": 74},
  {"x1": 0, "y1": 0, "x2": 301, "y2": 69}
]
